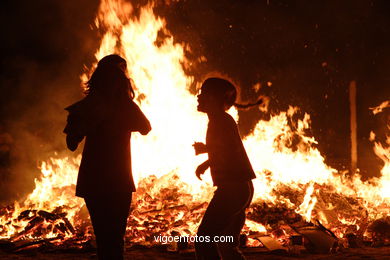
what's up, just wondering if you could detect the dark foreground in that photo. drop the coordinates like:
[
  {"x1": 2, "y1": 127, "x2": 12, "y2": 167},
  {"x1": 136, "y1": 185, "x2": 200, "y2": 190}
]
[{"x1": 0, "y1": 247, "x2": 389, "y2": 260}]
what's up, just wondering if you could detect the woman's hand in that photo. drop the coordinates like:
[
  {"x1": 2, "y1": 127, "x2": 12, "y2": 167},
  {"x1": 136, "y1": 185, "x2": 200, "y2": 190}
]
[
  {"x1": 193, "y1": 142, "x2": 207, "y2": 155},
  {"x1": 195, "y1": 160, "x2": 209, "y2": 180}
]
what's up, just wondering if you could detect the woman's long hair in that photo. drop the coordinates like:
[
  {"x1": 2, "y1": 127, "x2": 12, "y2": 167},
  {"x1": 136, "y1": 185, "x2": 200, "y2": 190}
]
[{"x1": 85, "y1": 54, "x2": 135, "y2": 100}]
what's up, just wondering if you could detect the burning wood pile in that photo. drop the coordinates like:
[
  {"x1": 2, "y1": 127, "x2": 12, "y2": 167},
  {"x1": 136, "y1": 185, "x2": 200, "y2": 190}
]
[
  {"x1": 1, "y1": 162, "x2": 389, "y2": 255},
  {"x1": 1, "y1": 0, "x2": 389, "y2": 257}
]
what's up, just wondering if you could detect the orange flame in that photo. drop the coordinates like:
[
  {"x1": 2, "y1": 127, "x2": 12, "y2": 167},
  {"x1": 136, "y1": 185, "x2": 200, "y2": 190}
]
[{"x1": 1, "y1": 1, "x2": 389, "y2": 244}]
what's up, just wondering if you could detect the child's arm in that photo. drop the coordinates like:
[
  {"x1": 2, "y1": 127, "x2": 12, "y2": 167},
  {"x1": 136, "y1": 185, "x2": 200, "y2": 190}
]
[
  {"x1": 66, "y1": 134, "x2": 84, "y2": 151},
  {"x1": 193, "y1": 142, "x2": 208, "y2": 155},
  {"x1": 196, "y1": 160, "x2": 209, "y2": 180}
]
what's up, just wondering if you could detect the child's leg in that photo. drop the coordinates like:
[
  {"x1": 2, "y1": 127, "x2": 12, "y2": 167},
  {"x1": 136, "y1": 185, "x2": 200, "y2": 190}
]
[
  {"x1": 217, "y1": 211, "x2": 246, "y2": 260},
  {"x1": 195, "y1": 182, "x2": 253, "y2": 260},
  {"x1": 218, "y1": 181, "x2": 254, "y2": 259},
  {"x1": 195, "y1": 191, "x2": 228, "y2": 260}
]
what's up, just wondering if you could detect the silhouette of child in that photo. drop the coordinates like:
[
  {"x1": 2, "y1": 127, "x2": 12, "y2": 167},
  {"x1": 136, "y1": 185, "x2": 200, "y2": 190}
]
[
  {"x1": 64, "y1": 54, "x2": 151, "y2": 260},
  {"x1": 193, "y1": 77, "x2": 261, "y2": 260}
]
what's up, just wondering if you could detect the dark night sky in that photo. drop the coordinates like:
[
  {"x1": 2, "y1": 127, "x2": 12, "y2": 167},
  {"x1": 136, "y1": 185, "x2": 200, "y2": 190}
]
[{"x1": 0, "y1": 0, "x2": 389, "y2": 202}]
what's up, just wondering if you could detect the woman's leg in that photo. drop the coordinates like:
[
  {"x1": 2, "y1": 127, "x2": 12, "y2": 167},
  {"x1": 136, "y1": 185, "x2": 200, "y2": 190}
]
[{"x1": 85, "y1": 193, "x2": 132, "y2": 260}]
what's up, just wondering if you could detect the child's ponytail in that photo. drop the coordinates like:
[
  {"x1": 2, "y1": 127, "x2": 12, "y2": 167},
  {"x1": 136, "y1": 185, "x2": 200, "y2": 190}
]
[
  {"x1": 234, "y1": 97, "x2": 264, "y2": 109},
  {"x1": 201, "y1": 77, "x2": 269, "y2": 112}
]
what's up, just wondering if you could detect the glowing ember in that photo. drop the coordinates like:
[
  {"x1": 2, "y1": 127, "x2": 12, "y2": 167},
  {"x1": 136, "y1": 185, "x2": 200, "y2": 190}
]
[{"x1": 370, "y1": 100, "x2": 390, "y2": 115}]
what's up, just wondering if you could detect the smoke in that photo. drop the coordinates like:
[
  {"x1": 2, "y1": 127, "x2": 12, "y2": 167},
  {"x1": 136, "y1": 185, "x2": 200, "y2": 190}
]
[{"x1": 0, "y1": 0, "x2": 100, "y2": 202}]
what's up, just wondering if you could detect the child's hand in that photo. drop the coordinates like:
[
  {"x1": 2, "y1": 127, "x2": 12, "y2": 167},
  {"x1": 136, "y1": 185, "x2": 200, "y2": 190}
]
[
  {"x1": 193, "y1": 142, "x2": 207, "y2": 155},
  {"x1": 195, "y1": 160, "x2": 209, "y2": 180},
  {"x1": 195, "y1": 164, "x2": 207, "y2": 180}
]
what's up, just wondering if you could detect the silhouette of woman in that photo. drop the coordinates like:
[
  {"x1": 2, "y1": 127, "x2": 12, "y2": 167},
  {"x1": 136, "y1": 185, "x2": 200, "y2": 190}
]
[
  {"x1": 193, "y1": 78, "x2": 262, "y2": 260},
  {"x1": 64, "y1": 54, "x2": 151, "y2": 260}
]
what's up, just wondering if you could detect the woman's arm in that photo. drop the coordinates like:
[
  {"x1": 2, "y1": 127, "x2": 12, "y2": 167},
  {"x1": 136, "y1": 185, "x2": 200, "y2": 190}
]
[
  {"x1": 128, "y1": 101, "x2": 151, "y2": 135},
  {"x1": 64, "y1": 109, "x2": 85, "y2": 151}
]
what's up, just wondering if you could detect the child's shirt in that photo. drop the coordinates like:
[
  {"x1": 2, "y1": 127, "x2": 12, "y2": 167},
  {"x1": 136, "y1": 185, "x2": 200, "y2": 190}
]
[{"x1": 206, "y1": 112, "x2": 256, "y2": 186}]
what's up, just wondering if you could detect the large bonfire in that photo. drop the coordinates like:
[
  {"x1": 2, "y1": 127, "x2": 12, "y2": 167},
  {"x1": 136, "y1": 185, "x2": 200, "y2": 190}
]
[{"x1": 0, "y1": 0, "x2": 389, "y2": 251}]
